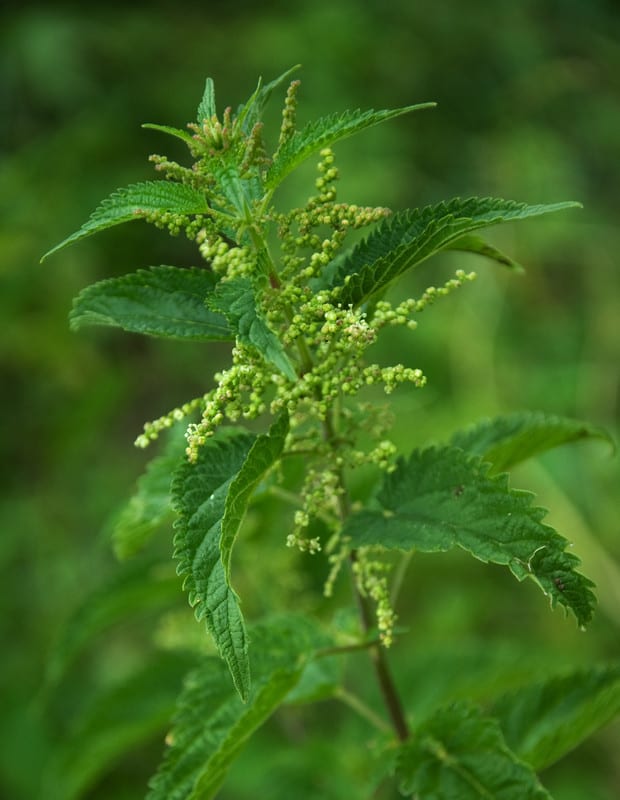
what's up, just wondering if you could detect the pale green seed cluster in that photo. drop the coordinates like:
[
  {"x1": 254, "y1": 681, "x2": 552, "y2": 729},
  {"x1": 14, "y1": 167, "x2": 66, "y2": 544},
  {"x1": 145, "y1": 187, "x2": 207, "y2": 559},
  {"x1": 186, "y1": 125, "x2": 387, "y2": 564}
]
[
  {"x1": 197, "y1": 230, "x2": 253, "y2": 277},
  {"x1": 185, "y1": 344, "x2": 268, "y2": 462},
  {"x1": 352, "y1": 552, "x2": 397, "y2": 647},
  {"x1": 277, "y1": 80, "x2": 301, "y2": 150},
  {"x1": 148, "y1": 154, "x2": 202, "y2": 186},
  {"x1": 277, "y1": 149, "x2": 391, "y2": 284},
  {"x1": 135, "y1": 397, "x2": 203, "y2": 449},
  {"x1": 141, "y1": 208, "x2": 208, "y2": 242}
]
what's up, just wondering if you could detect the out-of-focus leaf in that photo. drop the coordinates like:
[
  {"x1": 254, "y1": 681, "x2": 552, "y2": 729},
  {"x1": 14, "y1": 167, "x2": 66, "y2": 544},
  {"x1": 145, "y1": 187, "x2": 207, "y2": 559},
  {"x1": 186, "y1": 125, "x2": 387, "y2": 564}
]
[
  {"x1": 395, "y1": 702, "x2": 551, "y2": 799},
  {"x1": 147, "y1": 615, "x2": 332, "y2": 800},
  {"x1": 451, "y1": 411, "x2": 614, "y2": 473},
  {"x1": 493, "y1": 664, "x2": 620, "y2": 770}
]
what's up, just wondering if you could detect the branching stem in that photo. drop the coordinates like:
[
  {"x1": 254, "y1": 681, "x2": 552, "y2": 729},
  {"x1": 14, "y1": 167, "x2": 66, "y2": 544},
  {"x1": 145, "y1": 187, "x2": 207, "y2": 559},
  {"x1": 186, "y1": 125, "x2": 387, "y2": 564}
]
[
  {"x1": 335, "y1": 688, "x2": 392, "y2": 735},
  {"x1": 322, "y1": 409, "x2": 410, "y2": 743}
]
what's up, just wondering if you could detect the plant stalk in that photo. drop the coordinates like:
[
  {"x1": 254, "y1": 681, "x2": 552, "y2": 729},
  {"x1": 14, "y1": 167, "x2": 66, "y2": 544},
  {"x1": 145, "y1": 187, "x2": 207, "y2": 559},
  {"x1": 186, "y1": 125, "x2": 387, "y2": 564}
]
[
  {"x1": 322, "y1": 410, "x2": 410, "y2": 743},
  {"x1": 349, "y1": 549, "x2": 410, "y2": 742}
]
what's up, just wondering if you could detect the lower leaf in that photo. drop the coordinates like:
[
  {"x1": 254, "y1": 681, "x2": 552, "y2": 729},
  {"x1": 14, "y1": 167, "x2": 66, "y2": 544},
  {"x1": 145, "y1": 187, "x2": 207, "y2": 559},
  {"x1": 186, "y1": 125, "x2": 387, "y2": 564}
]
[
  {"x1": 395, "y1": 702, "x2": 552, "y2": 799},
  {"x1": 343, "y1": 446, "x2": 596, "y2": 627},
  {"x1": 147, "y1": 614, "x2": 333, "y2": 800},
  {"x1": 492, "y1": 664, "x2": 620, "y2": 771}
]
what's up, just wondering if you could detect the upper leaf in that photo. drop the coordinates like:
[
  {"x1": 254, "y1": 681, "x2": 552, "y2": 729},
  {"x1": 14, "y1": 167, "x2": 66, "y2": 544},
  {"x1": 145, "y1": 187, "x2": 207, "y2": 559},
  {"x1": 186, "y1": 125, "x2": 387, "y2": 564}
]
[
  {"x1": 208, "y1": 277, "x2": 298, "y2": 380},
  {"x1": 343, "y1": 445, "x2": 596, "y2": 627},
  {"x1": 197, "y1": 77, "x2": 217, "y2": 122},
  {"x1": 450, "y1": 411, "x2": 614, "y2": 473},
  {"x1": 220, "y1": 413, "x2": 289, "y2": 582},
  {"x1": 141, "y1": 123, "x2": 196, "y2": 146},
  {"x1": 446, "y1": 234, "x2": 524, "y2": 271},
  {"x1": 41, "y1": 181, "x2": 209, "y2": 261},
  {"x1": 266, "y1": 102, "x2": 436, "y2": 190},
  {"x1": 493, "y1": 664, "x2": 620, "y2": 771},
  {"x1": 326, "y1": 197, "x2": 581, "y2": 306},
  {"x1": 70, "y1": 266, "x2": 233, "y2": 341},
  {"x1": 236, "y1": 65, "x2": 301, "y2": 133},
  {"x1": 172, "y1": 430, "x2": 256, "y2": 700},
  {"x1": 147, "y1": 615, "x2": 332, "y2": 800},
  {"x1": 395, "y1": 702, "x2": 552, "y2": 799}
]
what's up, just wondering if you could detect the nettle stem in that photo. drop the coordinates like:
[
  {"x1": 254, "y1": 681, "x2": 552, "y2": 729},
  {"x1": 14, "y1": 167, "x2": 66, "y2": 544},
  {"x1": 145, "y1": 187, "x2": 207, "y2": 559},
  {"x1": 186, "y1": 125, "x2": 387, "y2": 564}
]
[
  {"x1": 323, "y1": 411, "x2": 410, "y2": 743},
  {"x1": 349, "y1": 550, "x2": 410, "y2": 742}
]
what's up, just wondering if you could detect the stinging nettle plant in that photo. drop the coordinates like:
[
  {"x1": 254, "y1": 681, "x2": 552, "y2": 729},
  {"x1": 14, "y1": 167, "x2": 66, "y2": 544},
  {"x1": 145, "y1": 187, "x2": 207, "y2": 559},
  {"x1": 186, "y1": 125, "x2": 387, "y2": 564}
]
[{"x1": 42, "y1": 67, "x2": 619, "y2": 798}]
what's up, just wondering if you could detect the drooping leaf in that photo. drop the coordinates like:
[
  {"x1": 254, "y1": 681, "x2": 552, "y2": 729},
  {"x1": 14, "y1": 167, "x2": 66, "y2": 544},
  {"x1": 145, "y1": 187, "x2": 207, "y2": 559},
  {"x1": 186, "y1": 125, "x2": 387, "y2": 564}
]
[
  {"x1": 326, "y1": 198, "x2": 581, "y2": 306},
  {"x1": 112, "y1": 425, "x2": 188, "y2": 559},
  {"x1": 43, "y1": 651, "x2": 198, "y2": 800},
  {"x1": 450, "y1": 411, "x2": 614, "y2": 474},
  {"x1": 141, "y1": 123, "x2": 196, "y2": 146},
  {"x1": 208, "y1": 277, "x2": 297, "y2": 380},
  {"x1": 45, "y1": 558, "x2": 181, "y2": 687},
  {"x1": 171, "y1": 431, "x2": 256, "y2": 700},
  {"x1": 220, "y1": 413, "x2": 289, "y2": 581},
  {"x1": 446, "y1": 233, "x2": 524, "y2": 271},
  {"x1": 266, "y1": 103, "x2": 436, "y2": 190},
  {"x1": 394, "y1": 702, "x2": 552, "y2": 799},
  {"x1": 343, "y1": 445, "x2": 596, "y2": 627},
  {"x1": 41, "y1": 182, "x2": 209, "y2": 260},
  {"x1": 197, "y1": 77, "x2": 217, "y2": 122},
  {"x1": 70, "y1": 266, "x2": 232, "y2": 341},
  {"x1": 147, "y1": 615, "x2": 331, "y2": 800},
  {"x1": 493, "y1": 664, "x2": 620, "y2": 771}
]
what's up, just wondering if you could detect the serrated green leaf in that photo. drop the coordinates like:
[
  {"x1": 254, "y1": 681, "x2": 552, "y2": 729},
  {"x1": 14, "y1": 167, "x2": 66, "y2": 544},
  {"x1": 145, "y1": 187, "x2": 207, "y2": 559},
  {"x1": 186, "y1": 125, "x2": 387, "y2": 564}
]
[
  {"x1": 197, "y1": 77, "x2": 216, "y2": 122},
  {"x1": 41, "y1": 181, "x2": 209, "y2": 260},
  {"x1": 69, "y1": 266, "x2": 232, "y2": 341},
  {"x1": 220, "y1": 413, "x2": 289, "y2": 581},
  {"x1": 446, "y1": 233, "x2": 524, "y2": 271},
  {"x1": 493, "y1": 664, "x2": 620, "y2": 771},
  {"x1": 327, "y1": 198, "x2": 581, "y2": 306},
  {"x1": 45, "y1": 558, "x2": 181, "y2": 688},
  {"x1": 147, "y1": 615, "x2": 330, "y2": 800},
  {"x1": 112, "y1": 426, "x2": 188, "y2": 559},
  {"x1": 343, "y1": 445, "x2": 596, "y2": 627},
  {"x1": 172, "y1": 431, "x2": 256, "y2": 700},
  {"x1": 42, "y1": 652, "x2": 197, "y2": 800},
  {"x1": 236, "y1": 65, "x2": 301, "y2": 133},
  {"x1": 215, "y1": 164, "x2": 257, "y2": 216},
  {"x1": 208, "y1": 277, "x2": 297, "y2": 380},
  {"x1": 450, "y1": 411, "x2": 614, "y2": 474},
  {"x1": 395, "y1": 702, "x2": 552, "y2": 799},
  {"x1": 142, "y1": 123, "x2": 196, "y2": 146},
  {"x1": 266, "y1": 103, "x2": 435, "y2": 190}
]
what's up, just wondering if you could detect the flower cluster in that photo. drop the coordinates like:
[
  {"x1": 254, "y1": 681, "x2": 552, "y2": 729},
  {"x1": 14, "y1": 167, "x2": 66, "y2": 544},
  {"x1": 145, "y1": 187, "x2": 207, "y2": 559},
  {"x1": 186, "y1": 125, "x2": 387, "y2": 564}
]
[
  {"x1": 132, "y1": 78, "x2": 480, "y2": 646},
  {"x1": 352, "y1": 552, "x2": 398, "y2": 647}
]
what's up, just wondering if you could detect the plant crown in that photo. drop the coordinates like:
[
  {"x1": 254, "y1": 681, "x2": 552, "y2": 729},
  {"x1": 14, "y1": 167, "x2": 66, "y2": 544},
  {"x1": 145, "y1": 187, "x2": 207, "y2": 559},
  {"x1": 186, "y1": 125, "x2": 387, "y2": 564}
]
[{"x1": 42, "y1": 68, "x2": 617, "y2": 800}]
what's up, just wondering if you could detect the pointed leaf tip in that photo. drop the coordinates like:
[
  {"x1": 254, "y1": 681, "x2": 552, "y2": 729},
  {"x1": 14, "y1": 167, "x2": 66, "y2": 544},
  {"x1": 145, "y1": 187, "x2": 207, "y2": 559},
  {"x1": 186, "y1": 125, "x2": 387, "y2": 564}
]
[
  {"x1": 343, "y1": 445, "x2": 596, "y2": 627},
  {"x1": 41, "y1": 181, "x2": 209, "y2": 261},
  {"x1": 327, "y1": 197, "x2": 586, "y2": 306}
]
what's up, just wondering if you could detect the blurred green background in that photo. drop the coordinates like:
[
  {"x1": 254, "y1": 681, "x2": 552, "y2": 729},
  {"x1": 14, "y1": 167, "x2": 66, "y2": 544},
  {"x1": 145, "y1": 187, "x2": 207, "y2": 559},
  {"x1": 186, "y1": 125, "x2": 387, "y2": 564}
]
[{"x1": 2, "y1": 1, "x2": 619, "y2": 798}]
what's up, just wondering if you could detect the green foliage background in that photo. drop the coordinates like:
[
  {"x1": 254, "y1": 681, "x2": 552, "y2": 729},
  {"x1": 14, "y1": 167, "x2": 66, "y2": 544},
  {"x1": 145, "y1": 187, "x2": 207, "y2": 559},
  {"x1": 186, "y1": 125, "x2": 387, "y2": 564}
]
[{"x1": 1, "y1": 1, "x2": 619, "y2": 797}]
